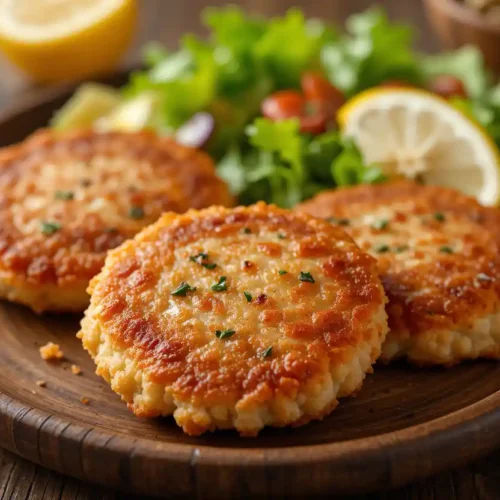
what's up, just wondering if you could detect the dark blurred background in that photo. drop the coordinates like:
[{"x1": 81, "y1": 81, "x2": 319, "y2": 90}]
[{"x1": 0, "y1": 0, "x2": 437, "y2": 105}]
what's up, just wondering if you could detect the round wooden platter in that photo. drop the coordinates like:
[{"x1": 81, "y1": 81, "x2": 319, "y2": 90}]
[{"x1": 1, "y1": 78, "x2": 500, "y2": 498}]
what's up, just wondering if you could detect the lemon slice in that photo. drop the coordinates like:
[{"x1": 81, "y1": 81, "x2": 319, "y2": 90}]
[
  {"x1": 51, "y1": 83, "x2": 122, "y2": 131},
  {"x1": 339, "y1": 88, "x2": 500, "y2": 206},
  {"x1": 0, "y1": 0, "x2": 137, "y2": 83},
  {"x1": 95, "y1": 93, "x2": 160, "y2": 132}
]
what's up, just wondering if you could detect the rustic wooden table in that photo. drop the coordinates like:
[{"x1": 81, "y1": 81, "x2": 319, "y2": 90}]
[{"x1": 0, "y1": 1, "x2": 499, "y2": 498}]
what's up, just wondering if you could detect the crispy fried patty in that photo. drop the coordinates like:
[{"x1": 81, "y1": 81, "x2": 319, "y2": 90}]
[
  {"x1": 298, "y1": 181, "x2": 500, "y2": 366},
  {"x1": 78, "y1": 203, "x2": 388, "y2": 436},
  {"x1": 0, "y1": 129, "x2": 233, "y2": 313}
]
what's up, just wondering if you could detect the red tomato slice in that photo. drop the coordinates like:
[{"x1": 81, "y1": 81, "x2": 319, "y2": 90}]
[
  {"x1": 301, "y1": 72, "x2": 345, "y2": 109},
  {"x1": 429, "y1": 75, "x2": 468, "y2": 100},
  {"x1": 261, "y1": 90, "x2": 305, "y2": 120}
]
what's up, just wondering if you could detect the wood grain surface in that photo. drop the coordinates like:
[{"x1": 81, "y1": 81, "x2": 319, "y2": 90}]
[
  {"x1": 1, "y1": 1, "x2": 500, "y2": 499},
  {"x1": 1, "y1": 298, "x2": 500, "y2": 497}
]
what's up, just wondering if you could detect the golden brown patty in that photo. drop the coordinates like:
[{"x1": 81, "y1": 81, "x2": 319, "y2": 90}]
[
  {"x1": 298, "y1": 181, "x2": 500, "y2": 366},
  {"x1": 78, "y1": 203, "x2": 388, "y2": 436},
  {"x1": 0, "y1": 129, "x2": 232, "y2": 312}
]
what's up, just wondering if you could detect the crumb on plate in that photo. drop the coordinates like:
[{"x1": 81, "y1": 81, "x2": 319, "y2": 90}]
[
  {"x1": 39, "y1": 342, "x2": 64, "y2": 360},
  {"x1": 71, "y1": 364, "x2": 82, "y2": 375}
]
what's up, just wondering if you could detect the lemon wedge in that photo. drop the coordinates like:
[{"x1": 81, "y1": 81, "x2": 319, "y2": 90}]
[
  {"x1": 95, "y1": 93, "x2": 160, "y2": 132},
  {"x1": 51, "y1": 83, "x2": 122, "y2": 130},
  {"x1": 339, "y1": 88, "x2": 500, "y2": 206},
  {"x1": 0, "y1": 0, "x2": 137, "y2": 83}
]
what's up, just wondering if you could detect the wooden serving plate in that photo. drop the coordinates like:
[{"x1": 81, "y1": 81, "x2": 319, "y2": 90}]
[{"x1": 1, "y1": 76, "x2": 500, "y2": 498}]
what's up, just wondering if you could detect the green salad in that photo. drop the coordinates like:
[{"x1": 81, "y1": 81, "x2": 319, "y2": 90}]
[{"x1": 53, "y1": 7, "x2": 500, "y2": 208}]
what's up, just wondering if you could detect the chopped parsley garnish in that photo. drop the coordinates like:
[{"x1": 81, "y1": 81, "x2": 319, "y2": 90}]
[
  {"x1": 374, "y1": 244, "x2": 390, "y2": 253},
  {"x1": 128, "y1": 206, "x2": 145, "y2": 219},
  {"x1": 171, "y1": 282, "x2": 197, "y2": 297},
  {"x1": 211, "y1": 276, "x2": 228, "y2": 292},
  {"x1": 215, "y1": 329, "x2": 236, "y2": 340},
  {"x1": 434, "y1": 212, "x2": 446, "y2": 222},
  {"x1": 439, "y1": 246, "x2": 454, "y2": 254},
  {"x1": 278, "y1": 269, "x2": 288, "y2": 275},
  {"x1": 325, "y1": 217, "x2": 350, "y2": 226},
  {"x1": 244, "y1": 291, "x2": 252, "y2": 302},
  {"x1": 372, "y1": 219, "x2": 389, "y2": 230},
  {"x1": 243, "y1": 227, "x2": 252, "y2": 234},
  {"x1": 277, "y1": 232, "x2": 286, "y2": 239},
  {"x1": 55, "y1": 190, "x2": 74, "y2": 200},
  {"x1": 190, "y1": 252, "x2": 208, "y2": 262},
  {"x1": 299, "y1": 271, "x2": 315, "y2": 283},
  {"x1": 190, "y1": 252, "x2": 217, "y2": 269},
  {"x1": 394, "y1": 245, "x2": 409, "y2": 253},
  {"x1": 41, "y1": 221, "x2": 61, "y2": 235},
  {"x1": 262, "y1": 346, "x2": 273, "y2": 358}
]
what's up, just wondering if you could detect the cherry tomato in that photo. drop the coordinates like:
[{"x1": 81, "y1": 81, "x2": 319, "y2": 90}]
[
  {"x1": 301, "y1": 72, "x2": 345, "y2": 107},
  {"x1": 262, "y1": 91, "x2": 329, "y2": 134},
  {"x1": 261, "y1": 74, "x2": 344, "y2": 135},
  {"x1": 429, "y1": 75, "x2": 468, "y2": 99},
  {"x1": 261, "y1": 90, "x2": 305, "y2": 120}
]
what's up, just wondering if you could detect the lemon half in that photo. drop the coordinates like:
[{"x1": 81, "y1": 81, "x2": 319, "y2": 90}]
[
  {"x1": 0, "y1": 0, "x2": 137, "y2": 83},
  {"x1": 339, "y1": 88, "x2": 500, "y2": 206}
]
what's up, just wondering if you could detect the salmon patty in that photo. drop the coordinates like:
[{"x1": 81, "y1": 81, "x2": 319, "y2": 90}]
[
  {"x1": 78, "y1": 203, "x2": 388, "y2": 436},
  {"x1": 298, "y1": 181, "x2": 500, "y2": 366},
  {"x1": 0, "y1": 129, "x2": 232, "y2": 313}
]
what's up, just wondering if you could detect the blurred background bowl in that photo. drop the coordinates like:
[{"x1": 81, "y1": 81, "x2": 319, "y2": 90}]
[{"x1": 424, "y1": 0, "x2": 500, "y2": 74}]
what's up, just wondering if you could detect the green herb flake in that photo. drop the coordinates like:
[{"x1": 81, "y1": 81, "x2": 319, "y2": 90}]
[
  {"x1": 434, "y1": 212, "x2": 446, "y2": 222},
  {"x1": 243, "y1": 227, "x2": 252, "y2": 234},
  {"x1": 211, "y1": 276, "x2": 228, "y2": 292},
  {"x1": 277, "y1": 232, "x2": 286, "y2": 239},
  {"x1": 299, "y1": 271, "x2": 315, "y2": 283},
  {"x1": 337, "y1": 218, "x2": 350, "y2": 226},
  {"x1": 439, "y1": 246, "x2": 454, "y2": 254},
  {"x1": 325, "y1": 217, "x2": 350, "y2": 226},
  {"x1": 215, "y1": 329, "x2": 236, "y2": 340},
  {"x1": 41, "y1": 221, "x2": 62, "y2": 235},
  {"x1": 55, "y1": 190, "x2": 74, "y2": 200},
  {"x1": 262, "y1": 346, "x2": 273, "y2": 358},
  {"x1": 171, "y1": 282, "x2": 197, "y2": 297},
  {"x1": 244, "y1": 291, "x2": 252, "y2": 302},
  {"x1": 103, "y1": 227, "x2": 118, "y2": 233},
  {"x1": 190, "y1": 252, "x2": 209, "y2": 263},
  {"x1": 394, "y1": 245, "x2": 409, "y2": 253},
  {"x1": 128, "y1": 206, "x2": 145, "y2": 220},
  {"x1": 278, "y1": 269, "x2": 288, "y2": 275},
  {"x1": 374, "y1": 244, "x2": 390, "y2": 254},
  {"x1": 372, "y1": 219, "x2": 389, "y2": 230},
  {"x1": 190, "y1": 252, "x2": 216, "y2": 269}
]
